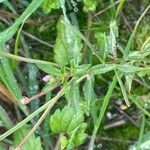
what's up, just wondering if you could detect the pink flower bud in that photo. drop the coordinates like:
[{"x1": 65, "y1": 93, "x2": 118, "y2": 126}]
[{"x1": 42, "y1": 75, "x2": 51, "y2": 82}]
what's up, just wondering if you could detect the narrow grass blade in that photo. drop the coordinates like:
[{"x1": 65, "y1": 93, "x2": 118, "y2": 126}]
[
  {"x1": 88, "y1": 75, "x2": 117, "y2": 150},
  {"x1": 130, "y1": 96, "x2": 150, "y2": 118},
  {"x1": 13, "y1": 18, "x2": 27, "y2": 68},
  {"x1": 125, "y1": 4, "x2": 150, "y2": 52},
  {"x1": 0, "y1": 105, "x2": 14, "y2": 129},
  {"x1": 137, "y1": 115, "x2": 145, "y2": 150},
  {"x1": 0, "y1": 51, "x2": 60, "y2": 68},
  {"x1": 0, "y1": 89, "x2": 64, "y2": 141},
  {"x1": 115, "y1": 70, "x2": 130, "y2": 107},
  {"x1": 0, "y1": 0, "x2": 43, "y2": 43}
]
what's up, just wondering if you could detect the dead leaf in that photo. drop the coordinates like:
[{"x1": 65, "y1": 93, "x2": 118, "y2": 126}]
[{"x1": 0, "y1": 83, "x2": 18, "y2": 105}]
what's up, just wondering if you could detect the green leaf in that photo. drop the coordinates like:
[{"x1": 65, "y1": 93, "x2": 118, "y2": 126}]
[
  {"x1": 50, "y1": 106, "x2": 85, "y2": 133},
  {"x1": 0, "y1": 0, "x2": 6, "y2": 3},
  {"x1": 110, "y1": 20, "x2": 118, "y2": 38},
  {"x1": 63, "y1": 81, "x2": 70, "y2": 102},
  {"x1": 67, "y1": 114, "x2": 84, "y2": 133},
  {"x1": 83, "y1": 75, "x2": 96, "y2": 115},
  {"x1": 94, "y1": 32, "x2": 108, "y2": 61},
  {"x1": 50, "y1": 106, "x2": 87, "y2": 149},
  {"x1": 53, "y1": 16, "x2": 82, "y2": 66},
  {"x1": 0, "y1": 105, "x2": 14, "y2": 129},
  {"x1": 91, "y1": 64, "x2": 117, "y2": 75},
  {"x1": 42, "y1": 0, "x2": 60, "y2": 13},
  {"x1": 67, "y1": 122, "x2": 87, "y2": 149},
  {"x1": 0, "y1": 143, "x2": 7, "y2": 150},
  {"x1": 117, "y1": 64, "x2": 141, "y2": 74},
  {"x1": 71, "y1": 64, "x2": 91, "y2": 76},
  {"x1": 12, "y1": 18, "x2": 27, "y2": 68},
  {"x1": 0, "y1": 45, "x2": 22, "y2": 101},
  {"x1": 83, "y1": 0, "x2": 98, "y2": 12},
  {"x1": 28, "y1": 64, "x2": 39, "y2": 120},
  {"x1": 107, "y1": 26, "x2": 117, "y2": 58},
  {"x1": 36, "y1": 63, "x2": 61, "y2": 76},
  {"x1": 90, "y1": 76, "x2": 117, "y2": 147},
  {"x1": 60, "y1": 135, "x2": 68, "y2": 150},
  {"x1": 115, "y1": 71, "x2": 130, "y2": 107},
  {"x1": 50, "y1": 109, "x2": 62, "y2": 133},
  {"x1": 0, "y1": 0, "x2": 43, "y2": 43},
  {"x1": 60, "y1": 107, "x2": 74, "y2": 132},
  {"x1": 125, "y1": 74, "x2": 134, "y2": 93},
  {"x1": 69, "y1": 80, "x2": 81, "y2": 114},
  {"x1": 73, "y1": 132, "x2": 87, "y2": 147},
  {"x1": 13, "y1": 125, "x2": 43, "y2": 150}
]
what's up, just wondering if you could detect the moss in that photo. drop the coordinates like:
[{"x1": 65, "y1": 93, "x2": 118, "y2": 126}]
[{"x1": 97, "y1": 125, "x2": 139, "y2": 150}]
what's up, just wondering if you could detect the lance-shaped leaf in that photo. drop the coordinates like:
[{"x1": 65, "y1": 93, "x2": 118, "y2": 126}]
[
  {"x1": 69, "y1": 80, "x2": 81, "y2": 114},
  {"x1": 53, "y1": 16, "x2": 82, "y2": 66},
  {"x1": 117, "y1": 64, "x2": 142, "y2": 74},
  {"x1": 83, "y1": 75, "x2": 96, "y2": 115},
  {"x1": 36, "y1": 64, "x2": 61, "y2": 76},
  {"x1": 91, "y1": 64, "x2": 117, "y2": 75},
  {"x1": 0, "y1": 0, "x2": 43, "y2": 43},
  {"x1": 115, "y1": 71, "x2": 130, "y2": 107}
]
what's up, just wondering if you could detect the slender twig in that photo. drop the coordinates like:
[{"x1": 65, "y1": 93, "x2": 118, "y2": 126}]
[
  {"x1": 0, "y1": 10, "x2": 39, "y2": 25},
  {"x1": 82, "y1": 13, "x2": 92, "y2": 63},
  {"x1": 121, "y1": 11, "x2": 132, "y2": 32},
  {"x1": 104, "y1": 118, "x2": 126, "y2": 130},
  {"x1": 93, "y1": 0, "x2": 120, "y2": 17},
  {"x1": 113, "y1": 104, "x2": 139, "y2": 127},
  {"x1": 23, "y1": 31, "x2": 53, "y2": 47},
  {"x1": 141, "y1": 36, "x2": 150, "y2": 51},
  {"x1": 132, "y1": 4, "x2": 150, "y2": 37},
  {"x1": 54, "y1": 134, "x2": 62, "y2": 150},
  {"x1": 94, "y1": 136, "x2": 135, "y2": 144},
  {"x1": 21, "y1": 82, "x2": 60, "y2": 104}
]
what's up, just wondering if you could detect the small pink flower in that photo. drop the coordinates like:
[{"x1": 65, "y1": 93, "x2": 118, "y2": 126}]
[{"x1": 42, "y1": 75, "x2": 51, "y2": 82}]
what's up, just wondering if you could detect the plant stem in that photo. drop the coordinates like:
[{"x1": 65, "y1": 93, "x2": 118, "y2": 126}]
[
  {"x1": 0, "y1": 95, "x2": 59, "y2": 141},
  {"x1": 126, "y1": 4, "x2": 150, "y2": 52},
  {"x1": 137, "y1": 114, "x2": 145, "y2": 150},
  {"x1": 15, "y1": 75, "x2": 88, "y2": 149},
  {"x1": 0, "y1": 105, "x2": 14, "y2": 129},
  {"x1": 15, "y1": 89, "x2": 64, "y2": 150},
  {"x1": 0, "y1": 51, "x2": 60, "y2": 68},
  {"x1": 115, "y1": 0, "x2": 126, "y2": 19},
  {"x1": 22, "y1": 82, "x2": 60, "y2": 104},
  {"x1": 82, "y1": 13, "x2": 92, "y2": 63},
  {"x1": 88, "y1": 75, "x2": 117, "y2": 150},
  {"x1": 94, "y1": 0, "x2": 120, "y2": 17}
]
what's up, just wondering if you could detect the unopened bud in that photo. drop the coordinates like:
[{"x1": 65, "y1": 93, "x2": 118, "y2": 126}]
[
  {"x1": 42, "y1": 75, "x2": 51, "y2": 82},
  {"x1": 21, "y1": 97, "x2": 30, "y2": 105}
]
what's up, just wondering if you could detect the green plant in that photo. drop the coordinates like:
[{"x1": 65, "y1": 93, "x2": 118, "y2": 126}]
[{"x1": 0, "y1": 0, "x2": 150, "y2": 150}]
